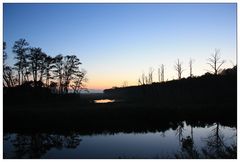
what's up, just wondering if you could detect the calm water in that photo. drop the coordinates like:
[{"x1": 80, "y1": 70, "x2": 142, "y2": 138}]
[
  {"x1": 3, "y1": 122, "x2": 237, "y2": 159},
  {"x1": 94, "y1": 99, "x2": 115, "y2": 103}
]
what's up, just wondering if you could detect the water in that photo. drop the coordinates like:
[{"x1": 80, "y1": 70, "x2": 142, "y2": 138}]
[
  {"x1": 94, "y1": 99, "x2": 115, "y2": 103},
  {"x1": 3, "y1": 122, "x2": 237, "y2": 159}
]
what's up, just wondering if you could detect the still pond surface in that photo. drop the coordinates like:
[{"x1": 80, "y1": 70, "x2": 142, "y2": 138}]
[
  {"x1": 3, "y1": 122, "x2": 236, "y2": 159},
  {"x1": 94, "y1": 99, "x2": 115, "y2": 103}
]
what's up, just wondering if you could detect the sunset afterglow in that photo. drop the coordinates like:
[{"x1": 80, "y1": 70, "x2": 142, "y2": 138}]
[{"x1": 4, "y1": 3, "x2": 236, "y2": 90}]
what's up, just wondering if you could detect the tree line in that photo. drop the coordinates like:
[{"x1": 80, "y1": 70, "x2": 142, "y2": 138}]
[
  {"x1": 3, "y1": 38, "x2": 87, "y2": 94},
  {"x1": 137, "y1": 49, "x2": 227, "y2": 85}
]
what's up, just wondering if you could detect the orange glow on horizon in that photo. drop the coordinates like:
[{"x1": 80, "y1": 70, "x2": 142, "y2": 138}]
[
  {"x1": 86, "y1": 80, "x2": 137, "y2": 90},
  {"x1": 86, "y1": 85, "x2": 114, "y2": 90}
]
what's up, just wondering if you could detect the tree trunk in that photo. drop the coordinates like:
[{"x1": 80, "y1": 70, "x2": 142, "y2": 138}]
[{"x1": 18, "y1": 70, "x2": 21, "y2": 86}]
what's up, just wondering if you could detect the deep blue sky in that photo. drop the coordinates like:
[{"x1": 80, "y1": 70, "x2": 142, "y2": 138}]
[{"x1": 3, "y1": 3, "x2": 237, "y2": 89}]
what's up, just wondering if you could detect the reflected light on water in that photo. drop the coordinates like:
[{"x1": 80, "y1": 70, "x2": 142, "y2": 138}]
[
  {"x1": 94, "y1": 99, "x2": 115, "y2": 103},
  {"x1": 3, "y1": 122, "x2": 237, "y2": 159}
]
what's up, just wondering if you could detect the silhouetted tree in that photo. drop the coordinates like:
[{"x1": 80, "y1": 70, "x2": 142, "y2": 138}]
[
  {"x1": 70, "y1": 69, "x2": 88, "y2": 93},
  {"x1": 3, "y1": 42, "x2": 14, "y2": 87},
  {"x1": 3, "y1": 42, "x2": 8, "y2": 87},
  {"x1": 62, "y1": 55, "x2": 82, "y2": 93},
  {"x1": 142, "y1": 73, "x2": 146, "y2": 85},
  {"x1": 161, "y1": 64, "x2": 164, "y2": 82},
  {"x1": 3, "y1": 41, "x2": 7, "y2": 64},
  {"x1": 207, "y1": 49, "x2": 225, "y2": 75},
  {"x1": 138, "y1": 69, "x2": 154, "y2": 85},
  {"x1": 49, "y1": 81, "x2": 58, "y2": 93},
  {"x1": 122, "y1": 81, "x2": 128, "y2": 87},
  {"x1": 3, "y1": 66, "x2": 15, "y2": 87},
  {"x1": 44, "y1": 56, "x2": 55, "y2": 87},
  {"x1": 220, "y1": 65, "x2": 237, "y2": 76},
  {"x1": 189, "y1": 58, "x2": 194, "y2": 77},
  {"x1": 148, "y1": 67, "x2": 154, "y2": 84},
  {"x1": 28, "y1": 48, "x2": 43, "y2": 86},
  {"x1": 158, "y1": 65, "x2": 164, "y2": 82},
  {"x1": 52, "y1": 54, "x2": 84, "y2": 94},
  {"x1": 174, "y1": 59, "x2": 184, "y2": 79},
  {"x1": 38, "y1": 52, "x2": 47, "y2": 82},
  {"x1": 138, "y1": 78, "x2": 142, "y2": 85},
  {"x1": 52, "y1": 54, "x2": 64, "y2": 93},
  {"x1": 4, "y1": 38, "x2": 87, "y2": 92},
  {"x1": 138, "y1": 72, "x2": 146, "y2": 85},
  {"x1": 12, "y1": 39, "x2": 29, "y2": 85}
]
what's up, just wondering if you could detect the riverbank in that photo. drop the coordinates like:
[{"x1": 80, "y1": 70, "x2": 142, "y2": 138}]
[
  {"x1": 4, "y1": 100, "x2": 236, "y2": 134},
  {"x1": 4, "y1": 66, "x2": 237, "y2": 134}
]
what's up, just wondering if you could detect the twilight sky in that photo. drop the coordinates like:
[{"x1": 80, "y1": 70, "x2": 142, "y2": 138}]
[{"x1": 3, "y1": 3, "x2": 237, "y2": 90}]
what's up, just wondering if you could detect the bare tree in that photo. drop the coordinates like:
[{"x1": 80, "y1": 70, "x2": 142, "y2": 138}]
[
  {"x1": 148, "y1": 67, "x2": 154, "y2": 84},
  {"x1": 189, "y1": 58, "x2": 194, "y2": 77},
  {"x1": 158, "y1": 64, "x2": 164, "y2": 82},
  {"x1": 138, "y1": 78, "x2": 142, "y2": 85},
  {"x1": 145, "y1": 76, "x2": 148, "y2": 84},
  {"x1": 161, "y1": 64, "x2": 164, "y2": 82},
  {"x1": 138, "y1": 72, "x2": 146, "y2": 85},
  {"x1": 174, "y1": 59, "x2": 184, "y2": 79},
  {"x1": 207, "y1": 49, "x2": 225, "y2": 75},
  {"x1": 142, "y1": 73, "x2": 146, "y2": 85},
  {"x1": 122, "y1": 81, "x2": 128, "y2": 87}
]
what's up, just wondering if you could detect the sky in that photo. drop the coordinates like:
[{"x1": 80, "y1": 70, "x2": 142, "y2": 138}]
[{"x1": 3, "y1": 3, "x2": 237, "y2": 90}]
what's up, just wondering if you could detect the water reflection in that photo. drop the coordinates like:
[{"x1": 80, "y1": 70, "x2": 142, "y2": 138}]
[
  {"x1": 201, "y1": 123, "x2": 237, "y2": 158},
  {"x1": 175, "y1": 136, "x2": 199, "y2": 158},
  {"x1": 175, "y1": 122, "x2": 237, "y2": 159},
  {"x1": 94, "y1": 99, "x2": 115, "y2": 103},
  {"x1": 176, "y1": 121, "x2": 185, "y2": 145},
  {"x1": 4, "y1": 133, "x2": 81, "y2": 158},
  {"x1": 3, "y1": 122, "x2": 237, "y2": 159}
]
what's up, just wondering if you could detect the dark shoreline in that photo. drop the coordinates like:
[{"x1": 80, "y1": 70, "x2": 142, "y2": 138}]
[
  {"x1": 4, "y1": 101, "x2": 236, "y2": 134},
  {"x1": 4, "y1": 67, "x2": 237, "y2": 134}
]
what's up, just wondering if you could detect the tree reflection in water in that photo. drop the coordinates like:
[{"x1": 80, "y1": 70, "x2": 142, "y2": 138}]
[
  {"x1": 201, "y1": 122, "x2": 237, "y2": 158},
  {"x1": 175, "y1": 121, "x2": 185, "y2": 145},
  {"x1": 9, "y1": 132, "x2": 81, "y2": 158},
  {"x1": 175, "y1": 122, "x2": 237, "y2": 159},
  {"x1": 175, "y1": 136, "x2": 199, "y2": 159},
  {"x1": 4, "y1": 121, "x2": 236, "y2": 159}
]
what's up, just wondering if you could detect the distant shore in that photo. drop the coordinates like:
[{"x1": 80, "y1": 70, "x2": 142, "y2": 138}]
[
  {"x1": 4, "y1": 66, "x2": 237, "y2": 134},
  {"x1": 4, "y1": 100, "x2": 236, "y2": 134}
]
